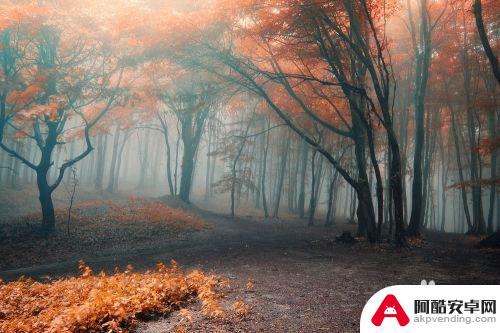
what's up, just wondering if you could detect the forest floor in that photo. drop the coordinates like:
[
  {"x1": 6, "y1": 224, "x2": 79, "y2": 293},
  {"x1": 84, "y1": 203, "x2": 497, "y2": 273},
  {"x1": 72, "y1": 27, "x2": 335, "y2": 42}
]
[{"x1": 1, "y1": 187, "x2": 499, "y2": 332}]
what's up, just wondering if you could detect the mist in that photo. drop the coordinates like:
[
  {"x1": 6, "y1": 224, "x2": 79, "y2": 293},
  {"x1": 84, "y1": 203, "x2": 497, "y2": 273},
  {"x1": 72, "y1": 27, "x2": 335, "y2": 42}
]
[{"x1": 0, "y1": 0, "x2": 498, "y2": 332}]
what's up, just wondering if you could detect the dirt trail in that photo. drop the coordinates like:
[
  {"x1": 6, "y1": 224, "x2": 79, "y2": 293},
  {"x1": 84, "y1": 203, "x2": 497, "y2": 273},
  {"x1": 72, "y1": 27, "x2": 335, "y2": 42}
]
[{"x1": 1, "y1": 210, "x2": 499, "y2": 332}]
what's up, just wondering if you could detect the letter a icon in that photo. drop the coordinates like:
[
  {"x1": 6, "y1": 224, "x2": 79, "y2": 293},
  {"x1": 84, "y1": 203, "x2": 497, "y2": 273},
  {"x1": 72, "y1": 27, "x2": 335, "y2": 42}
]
[{"x1": 371, "y1": 294, "x2": 410, "y2": 326}]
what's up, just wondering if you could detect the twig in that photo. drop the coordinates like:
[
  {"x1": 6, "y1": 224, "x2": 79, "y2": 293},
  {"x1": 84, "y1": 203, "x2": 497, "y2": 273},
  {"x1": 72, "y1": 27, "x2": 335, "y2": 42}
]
[
  {"x1": 64, "y1": 166, "x2": 79, "y2": 237},
  {"x1": 0, "y1": 166, "x2": 17, "y2": 174}
]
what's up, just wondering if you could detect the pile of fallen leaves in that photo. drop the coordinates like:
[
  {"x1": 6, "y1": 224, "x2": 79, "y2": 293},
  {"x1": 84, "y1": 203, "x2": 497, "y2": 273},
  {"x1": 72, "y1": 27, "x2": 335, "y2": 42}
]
[
  {"x1": 0, "y1": 198, "x2": 210, "y2": 271},
  {"x1": 19, "y1": 197, "x2": 208, "y2": 232},
  {"x1": 105, "y1": 197, "x2": 207, "y2": 231},
  {"x1": 0, "y1": 261, "x2": 229, "y2": 333}
]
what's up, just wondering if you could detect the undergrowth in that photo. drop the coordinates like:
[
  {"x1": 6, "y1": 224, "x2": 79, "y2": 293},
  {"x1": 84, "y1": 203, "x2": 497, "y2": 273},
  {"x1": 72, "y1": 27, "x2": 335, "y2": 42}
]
[{"x1": 0, "y1": 261, "x2": 229, "y2": 332}]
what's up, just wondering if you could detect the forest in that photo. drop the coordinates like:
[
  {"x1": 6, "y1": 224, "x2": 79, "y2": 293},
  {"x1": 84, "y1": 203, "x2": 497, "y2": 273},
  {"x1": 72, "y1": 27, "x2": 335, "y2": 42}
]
[{"x1": 0, "y1": 0, "x2": 498, "y2": 332}]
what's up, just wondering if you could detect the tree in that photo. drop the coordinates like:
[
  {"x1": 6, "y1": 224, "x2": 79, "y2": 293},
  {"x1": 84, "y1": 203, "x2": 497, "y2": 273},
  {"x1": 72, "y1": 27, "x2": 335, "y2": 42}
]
[
  {"x1": 153, "y1": 66, "x2": 222, "y2": 203},
  {"x1": 406, "y1": 0, "x2": 448, "y2": 236},
  {"x1": 180, "y1": 0, "x2": 406, "y2": 244},
  {"x1": 0, "y1": 3, "x2": 129, "y2": 233}
]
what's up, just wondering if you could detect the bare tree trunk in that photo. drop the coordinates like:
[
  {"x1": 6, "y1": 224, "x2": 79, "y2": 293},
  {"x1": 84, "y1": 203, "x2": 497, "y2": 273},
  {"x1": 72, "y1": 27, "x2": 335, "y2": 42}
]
[
  {"x1": 230, "y1": 117, "x2": 253, "y2": 216},
  {"x1": 439, "y1": 127, "x2": 449, "y2": 232},
  {"x1": 297, "y1": 139, "x2": 308, "y2": 218},
  {"x1": 308, "y1": 150, "x2": 318, "y2": 226},
  {"x1": 255, "y1": 120, "x2": 264, "y2": 208},
  {"x1": 449, "y1": 106, "x2": 473, "y2": 231},
  {"x1": 485, "y1": 82, "x2": 498, "y2": 233},
  {"x1": 174, "y1": 120, "x2": 181, "y2": 195},
  {"x1": 158, "y1": 116, "x2": 175, "y2": 196},
  {"x1": 408, "y1": 0, "x2": 432, "y2": 237},
  {"x1": 106, "y1": 125, "x2": 121, "y2": 193},
  {"x1": 94, "y1": 134, "x2": 107, "y2": 192},
  {"x1": 272, "y1": 132, "x2": 290, "y2": 218},
  {"x1": 114, "y1": 131, "x2": 130, "y2": 192},
  {"x1": 137, "y1": 130, "x2": 150, "y2": 189},
  {"x1": 463, "y1": 50, "x2": 486, "y2": 234},
  {"x1": 325, "y1": 168, "x2": 340, "y2": 226},
  {"x1": 178, "y1": 109, "x2": 209, "y2": 203},
  {"x1": 10, "y1": 141, "x2": 21, "y2": 189},
  {"x1": 204, "y1": 121, "x2": 213, "y2": 200},
  {"x1": 22, "y1": 141, "x2": 32, "y2": 184}
]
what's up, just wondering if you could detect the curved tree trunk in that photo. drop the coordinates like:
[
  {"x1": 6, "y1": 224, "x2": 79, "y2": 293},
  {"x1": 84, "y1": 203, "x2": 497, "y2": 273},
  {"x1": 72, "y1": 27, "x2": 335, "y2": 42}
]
[{"x1": 473, "y1": 0, "x2": 500, "y2": 85}]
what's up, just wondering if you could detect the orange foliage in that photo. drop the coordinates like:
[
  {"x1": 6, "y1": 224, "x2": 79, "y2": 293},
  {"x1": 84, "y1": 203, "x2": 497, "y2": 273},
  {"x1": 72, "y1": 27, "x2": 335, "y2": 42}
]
[
  {"x1": 21, "y1": 198, "x2": 209, "y2": 232},
  {"x1": 232, "y1": 300, "x2": 250, "y2": 318},
  {"x1": 105, "y1": 198, "x2": 208, "y2": 231},
  {"x1": 0, "y1": 261, "x2": 228, "y2": 333}
]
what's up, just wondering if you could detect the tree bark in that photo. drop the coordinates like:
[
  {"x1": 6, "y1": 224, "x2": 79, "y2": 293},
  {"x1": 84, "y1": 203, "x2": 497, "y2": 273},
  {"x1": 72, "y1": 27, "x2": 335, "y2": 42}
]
[
  {"x1": 408, "y1": 0, "x2": 432, "y2": 237},
  {"x1": 472, "y1": 0, "x2": 500, "y2": 85},
  {"x1": 178, "y1": 109, "x2": 209, "y2": 202}
]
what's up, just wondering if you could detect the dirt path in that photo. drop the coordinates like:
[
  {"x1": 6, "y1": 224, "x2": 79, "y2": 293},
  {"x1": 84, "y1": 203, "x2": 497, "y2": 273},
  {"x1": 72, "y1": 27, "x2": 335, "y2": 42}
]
[{"x1": 1, "y1": 210, "x2": 499, "y2": 332}]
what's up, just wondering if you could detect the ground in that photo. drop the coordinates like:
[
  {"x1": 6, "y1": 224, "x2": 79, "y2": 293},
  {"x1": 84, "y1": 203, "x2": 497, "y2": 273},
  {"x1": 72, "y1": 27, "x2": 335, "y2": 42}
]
[{"x1": 1, "y1": 187, "x2": 499, "y2": 332}]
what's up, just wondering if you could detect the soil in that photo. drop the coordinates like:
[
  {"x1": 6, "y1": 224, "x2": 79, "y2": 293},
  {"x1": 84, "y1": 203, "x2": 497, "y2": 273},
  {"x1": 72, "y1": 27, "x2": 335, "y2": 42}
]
[{"x1": 1, "y1": 196, "x2": 499, "y2": 333}]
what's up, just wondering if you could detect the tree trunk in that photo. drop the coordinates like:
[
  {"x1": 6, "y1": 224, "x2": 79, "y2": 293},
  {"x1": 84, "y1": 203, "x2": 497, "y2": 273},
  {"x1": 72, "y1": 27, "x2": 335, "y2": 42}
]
[
  {"x1": 10, "y1": 141, "x2": 21, "y2": 188},
  {"x1": 325, "y1": 168, "x2": 340, "y2": 226},
  {"x1": 158, "y1": 116, "x2": 175, "y2": 196},
  {"x1": 137, "y1": 130, "x2": 150, "y2": 189},
  {"x1": 308, "y1": 150, "x2": 318, "y2": 226},
  {"x1": 297, "y1": 139, "x2": 308, "y2": 218},
  {"x1": 472, "y1": 0, "x2": 500, "y2": 85},
  {"x1": 37, "y1": 133, "x2": 57, "y2": 234},
  {"x1": 204, "y1": 121, "x2": 213, "y2": 200},
  {"x1": 449, "y1": 104, "x2": 473, "y2": 231},
  {"x1": 94, "y1": 134, "x2": 107, "y2": 192},
  {"x1": 230, "y1": 118, "x2": 253, "y2": 216},
  {"x1": 438, "y1": 128, "x2": 449, "y2": 232},
  {"x1": 408, "y1": 0, "x2": 432, "y2": 237},
  {"x1": 38, "y1": 171, "x2": 55, "y2": 234},
  {"x1": 352, "y1": 114, "x2": 378, "y2": 242},
  {"x1": 486, "y1": 91, "x2": 497, "y2": 233},
  {"x1": 272, "y1": 132, "x2": 290, "y2": 218},
  {"x1": 178, "y1": 109, "x2": 209, "y2": 203},
  {"x1": 463, "y1": 49, "x2": 487, "y2": 234},
  {"x1": 106, "y1": 125, "x2": 121, "y2": 193},
  {"x1": 179, "y1": 139, "x2": 195, "y2": 202},
  {"x1": 388, "y1": 132, "x2": 406, "y2": 246},
  {"x1": 261, "y1": 121, "x2": 270, "y2": 218}
]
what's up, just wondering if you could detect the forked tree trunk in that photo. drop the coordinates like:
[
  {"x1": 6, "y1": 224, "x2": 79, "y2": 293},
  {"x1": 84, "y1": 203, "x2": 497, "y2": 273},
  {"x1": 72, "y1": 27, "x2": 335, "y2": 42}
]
[
  {"x1": 178, "y1": 109, "x2": 209, "y2": 203},
  {"x1": 37, "y1": 131, "x2": 58, "y2": 234}
]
